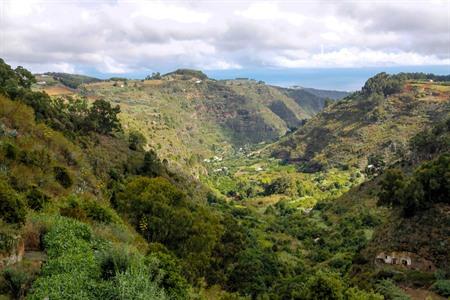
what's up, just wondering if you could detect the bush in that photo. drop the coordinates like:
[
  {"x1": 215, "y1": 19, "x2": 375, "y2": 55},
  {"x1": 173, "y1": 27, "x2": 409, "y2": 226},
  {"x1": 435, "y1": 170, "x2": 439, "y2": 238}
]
[
  {"x1": 378, "y1": 154, "x2": 450, "y2": 217},
  {"x1": 0, "y1": 223, "x2": 20, "y2": 253},
  {"x1": 60, "y1": 197, "x2": 87, "y2": 221},
  {"x1": 83, "y1": 200, "x2": 115, "y2": 224},
  {"x1": 2, "y1": 268, "x2": 32, "y2": 299},
  {"x1": 146, "y1": 252, "x2": 189, "y2": 300},
  {"x1": 0, "y1": 179, "x2": 27, "y2": 224},
  {"x1": 431, "y1": 280, "x2": 450, "y2": 297},
  {"x1": 26, "y1": 187, "x2": 50, "y2": 211},
  {"x1": 114, "y1": 261, "x2": 167, "y2": 300},
  {"x1": 264, "y1": 176, "x2": 293, "y2": 196},
  {"x1": 53, "y1": 166, "x2": 73, "y2": 188},
  {"x1": 345, "y1": 287, "x2": 383, "y2": 300},
  {"x1": 86, "y1": 99, "x2": 122, "y2": 135},
  {"x1": 362, "y1": 73, "x2": 403, "y2": 97},
  {"x1": 116, "y1": 176, "x2": 221, "y2": 280},
  {"x1": 129, "y1": 130, "x2": 147, "y2": 151},
  {"x1": 4, "y1": 142, "x2": 18, "y2": 160},
  {"x1": 99, "y1": 248, "x2": 132, "y2": 280},
  {"x1": 304, "y1": 270, "x2": 345, "y2": 300},
  {"x1": 60, "y1": 196, "x2": 116, "y2": 224},
  {"x1": 375, "y1": 279, "x2": 411, "y2": 300},
  {"x1": 29, "y1": 216, "x2": 167, "y2": 300}
]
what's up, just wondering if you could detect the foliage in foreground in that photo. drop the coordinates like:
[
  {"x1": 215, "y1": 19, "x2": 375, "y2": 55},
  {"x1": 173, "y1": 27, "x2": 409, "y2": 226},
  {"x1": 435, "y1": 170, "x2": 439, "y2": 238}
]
[{"x1": 28, "y1": 216, "x2": 169, "y2": 300}]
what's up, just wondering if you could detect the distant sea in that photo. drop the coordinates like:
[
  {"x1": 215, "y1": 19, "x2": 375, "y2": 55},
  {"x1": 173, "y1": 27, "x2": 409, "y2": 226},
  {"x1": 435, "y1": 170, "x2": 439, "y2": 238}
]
[
  {"x1": 88, "y1": 65, "x2": 450, "y2": 92},
  {"x1": 204, "y1": 65, "x2": 450, "y2": 91}
]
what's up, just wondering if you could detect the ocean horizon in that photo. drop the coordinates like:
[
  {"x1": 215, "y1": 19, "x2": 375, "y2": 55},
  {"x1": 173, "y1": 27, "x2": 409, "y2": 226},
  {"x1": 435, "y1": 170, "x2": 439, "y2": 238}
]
[
  {"x1": 205, "y1": 65, "x2": 450, "y2": 91},
  {"x1": 82, "y1": 65, "x2": 450, "y2": 92}
]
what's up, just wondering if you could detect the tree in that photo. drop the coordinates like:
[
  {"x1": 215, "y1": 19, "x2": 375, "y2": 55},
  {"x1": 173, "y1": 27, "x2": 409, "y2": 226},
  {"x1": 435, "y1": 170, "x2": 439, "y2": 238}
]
[
  {"x1": 146, "y1": 252, "x2": 189, "y2": 300},
  {"x1": 0, "y1": 179, "x2": 27, "y2": 224},
  {"x1": 115, "y1": 177, "x2": 221, "y2": 280},
  {"x1": 87, "y1": 99, "x2": 122, "y2": 134},
  {"x1": 362, "y1": 72, "x2": 403, "y2": 97},
  {"x1": 378, "y1": 169, "x2": 406, "y2": 208},
  {"x1": 304, "y1": 271, "x2": 345, "y2": 300},
  {"x1": 145, "y1": 72, "x2": 162, "y2": 80},
  {"x1": 14, "y1": 66, "x2": 36, "y2": 89},
  {"x1": 129, "y1": 130, "x2": 147, "y2": 151},
  {"x1": 264, "y1": 176, "x2": 294, "y2": 196},
  {"x1": 228, "y1": 248, "x2": 280, "y2": 297},
  {"x1": 140, "y1": 150, "x2": 164, "y2": 177},
  {"x1": 378, "y1": 154, "x2": 450, "y2": 217}
]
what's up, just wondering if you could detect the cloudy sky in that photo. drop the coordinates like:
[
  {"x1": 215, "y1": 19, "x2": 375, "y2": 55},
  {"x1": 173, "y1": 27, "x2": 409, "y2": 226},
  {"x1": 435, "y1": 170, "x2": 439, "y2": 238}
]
[{"x1": 1, "y1": 0, "x2": 449, "y2": 76}]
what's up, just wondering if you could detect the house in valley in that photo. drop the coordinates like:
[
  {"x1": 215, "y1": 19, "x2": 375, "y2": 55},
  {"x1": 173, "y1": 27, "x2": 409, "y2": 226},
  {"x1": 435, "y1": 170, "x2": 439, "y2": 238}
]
[{"x1": 375, "y1": 251, "x2": 435, "y2": 272}]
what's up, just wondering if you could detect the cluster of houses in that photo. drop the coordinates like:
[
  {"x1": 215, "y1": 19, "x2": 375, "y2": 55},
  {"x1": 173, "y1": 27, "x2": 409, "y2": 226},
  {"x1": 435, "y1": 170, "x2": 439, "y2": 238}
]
[{"x1": 203, "y1": 156, "x2": 223, "y2": 163}]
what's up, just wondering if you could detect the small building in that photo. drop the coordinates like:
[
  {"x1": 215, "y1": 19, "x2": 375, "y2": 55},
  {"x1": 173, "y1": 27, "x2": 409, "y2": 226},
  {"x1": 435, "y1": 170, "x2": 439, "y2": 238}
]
[{"x1": 375, "y1": 251, "x2": 435, "y2": 272}]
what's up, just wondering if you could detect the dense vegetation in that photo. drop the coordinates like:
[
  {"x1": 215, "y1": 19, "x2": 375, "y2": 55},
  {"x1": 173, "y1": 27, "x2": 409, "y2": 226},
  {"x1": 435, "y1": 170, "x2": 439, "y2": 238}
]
[
  {"x1": 378, "y1": 153, "x2": 449, "y2": 217},
  {"x1": 271, "y1": 72, "x2": 450, "y2": 171},
  {"x1": 43, "y1": 72, "x2": 101, "y2": 89},
  {"x1": 0, "y1": 59, "x2": 449, "y2": 300}
]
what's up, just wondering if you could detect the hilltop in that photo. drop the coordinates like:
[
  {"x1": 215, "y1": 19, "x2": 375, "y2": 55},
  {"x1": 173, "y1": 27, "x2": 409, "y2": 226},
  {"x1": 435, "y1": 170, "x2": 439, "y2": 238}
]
[
  {"x1": 270, "y1": 73, "x2": 450, "y2": 171},
  {"x1": 33, "y1": 71, "x2": 345, "y2": 175}
]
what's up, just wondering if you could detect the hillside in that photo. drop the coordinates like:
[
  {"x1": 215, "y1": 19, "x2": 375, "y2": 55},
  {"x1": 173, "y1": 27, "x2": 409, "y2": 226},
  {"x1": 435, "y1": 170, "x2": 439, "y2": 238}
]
[
  {"x1": 41, "y1": 73, "x2": 102, "y2": 88},
  {"x1": 2, "y1": 57, "x2": 449, "y2": 300},
  {"x1": 34, "y1": 71, "x2": 341, "y2": 175},
  {"x1": 271, "y1": 77, "x2": 450, "y2": 171},
  {"x1": 303, "y1": 87, "x2": 350, "y2": 100}
]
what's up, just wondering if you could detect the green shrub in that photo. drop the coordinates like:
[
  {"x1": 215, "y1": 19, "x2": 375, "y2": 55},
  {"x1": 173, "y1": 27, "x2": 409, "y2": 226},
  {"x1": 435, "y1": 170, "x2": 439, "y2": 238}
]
[
  {"x1": 2, "y1": 268, "x2": 32, "y2": 299},
  {"x1": 26, "y1": 187, "x2": 50, "y2": 211},
  {"x1": 53, "y1": 166, "x2": 73, "y2": 188},
  {"x1": 0, "y1": 224, "x2": 20, "y2": 253},
  {"x1": 304, "y1": 270, "x2": 345, "y2": 300},
  {"x1": 60, "y1": 196, "x2": 116, "y2": 224},
  {"x1": 4, "y1": 142, "x2": 18, "y2": 160},
  {"x1": 375, "y1": 279, "x2": 411, "y2": 300},
  {"x1": 146, "y1": 252, "x2": 189, "y2": 300},
  {"x1": 60, "y1": 197, "x2": 87, "y2": 221},
  {"x1": 43, "y1": 217, "x2": 92, "y2": 258},
  {"x1": 29, "y1": 217, "x2": 97, "y2": 299},
  {"x1": 116, "y1": 176, "x2": 221, "y2": 278},
  {"x1": 345, "y1": 287, "x2": 383, "y2": 300},
  {"x1": 83, "y1": 200, "x2": 115, "y2": 224},
  {"x1": 264, "y1": 176, "x2": 294, "y2": 196},
  {"x1": 378, "y1": 154, "x2": 450, "y2": 217},
  {"x1": 29, "y1": 216, "x2": 168, "y2": 300},
  {"x1": 0, "y1": 179, "x2": 27, "y2": 224},
  {"x1": 431, "y1": 280, "x2": 450, "y2": 297},
  {"x1": 114, "y1": 261, "x2": 167, "y2": 300},
  {"x1": 362, "y1": 72, "x2": 403, "y2": 97},
  {"x1": 129, "y1": 130, "x2": 147, "y2": 151},
  {"x1": 99, "y1": 248, "x2": 132, "y2": 280},
  {"x1": 404, "y1": 270, "x2": 435, "y2": 287}
]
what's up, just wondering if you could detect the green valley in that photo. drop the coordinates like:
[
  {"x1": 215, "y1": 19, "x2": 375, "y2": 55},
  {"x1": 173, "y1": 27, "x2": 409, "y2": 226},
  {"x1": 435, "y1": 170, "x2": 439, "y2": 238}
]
[
  {"x1": 1, "y1": 58, "x2": 449, "y2": 300},
  {"x1": 34, "y1": 70, "x2": 346, "y2": 176}
]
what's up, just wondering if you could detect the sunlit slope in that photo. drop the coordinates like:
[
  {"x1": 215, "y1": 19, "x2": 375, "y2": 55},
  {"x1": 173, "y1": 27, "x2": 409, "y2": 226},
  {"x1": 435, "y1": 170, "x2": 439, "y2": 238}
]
[{"x1": 270, "y1": 80, "x2": 450, "y2": 170}]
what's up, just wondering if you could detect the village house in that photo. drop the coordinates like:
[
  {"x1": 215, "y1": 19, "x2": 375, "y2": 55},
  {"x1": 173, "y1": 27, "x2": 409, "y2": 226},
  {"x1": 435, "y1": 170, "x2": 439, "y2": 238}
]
[{"x1": 375, "y1": 251, "x2": 436, "y2": 272}]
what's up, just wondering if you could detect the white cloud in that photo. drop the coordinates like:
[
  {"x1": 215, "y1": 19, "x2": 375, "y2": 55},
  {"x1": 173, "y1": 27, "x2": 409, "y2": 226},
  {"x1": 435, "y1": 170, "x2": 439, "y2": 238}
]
[
  {"x1": 0, "y1": 0, "x2": 448, "y2": 74},
  {"x1": 274, "y1": 48, "x2": 450, "y2": 68}
]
